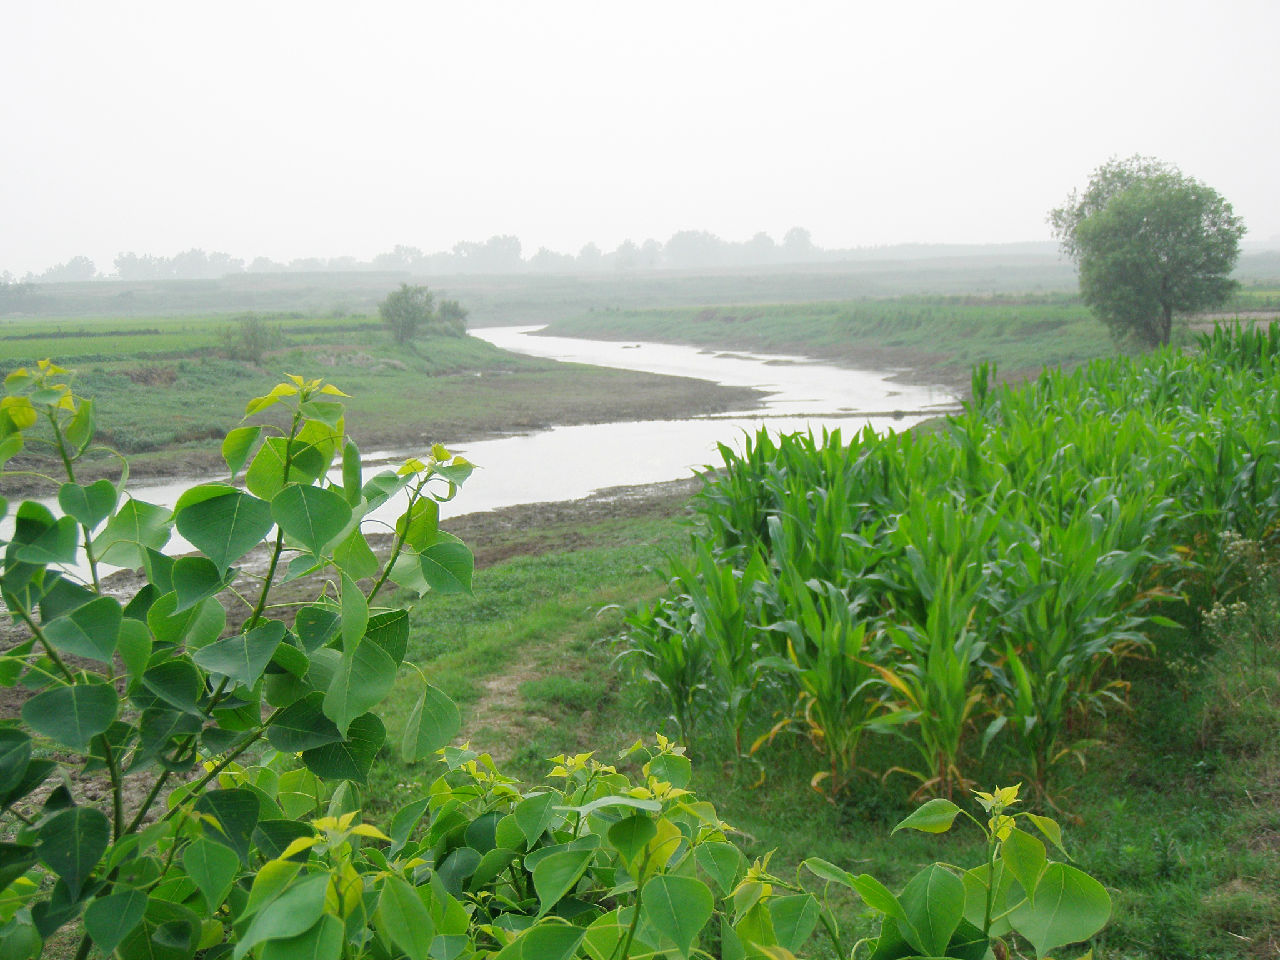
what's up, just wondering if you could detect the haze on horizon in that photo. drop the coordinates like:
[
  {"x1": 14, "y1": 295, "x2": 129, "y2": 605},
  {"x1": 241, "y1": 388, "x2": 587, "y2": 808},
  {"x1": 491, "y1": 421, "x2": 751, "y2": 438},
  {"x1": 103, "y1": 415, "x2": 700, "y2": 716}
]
[{"x1": 2, "y1": 0, "x2": 1278, "y2": 278}]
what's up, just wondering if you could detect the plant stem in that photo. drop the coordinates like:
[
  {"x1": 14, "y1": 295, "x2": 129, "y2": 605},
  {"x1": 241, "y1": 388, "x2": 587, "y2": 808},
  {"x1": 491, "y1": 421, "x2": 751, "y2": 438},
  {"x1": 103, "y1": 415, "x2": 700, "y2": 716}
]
[
  {"x1": 127, "y1": 770, "x2": 172, "y2": 834},
  {"x1": 366, "y1": 479, "x2": 427, "y2": 606},
  {"x1": 13, "y1": 608, "x2": 77, "y2": 686},
  {"x1": 49, "y1": 407, "x2": 103, "y2": 592}
]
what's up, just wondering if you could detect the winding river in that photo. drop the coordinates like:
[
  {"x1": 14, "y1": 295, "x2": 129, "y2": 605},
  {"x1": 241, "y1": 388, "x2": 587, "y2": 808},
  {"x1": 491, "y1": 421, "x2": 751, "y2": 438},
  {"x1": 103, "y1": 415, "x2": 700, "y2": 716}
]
[{"x1": 12, "y1": 327, "x2": 958, "y2": 575}]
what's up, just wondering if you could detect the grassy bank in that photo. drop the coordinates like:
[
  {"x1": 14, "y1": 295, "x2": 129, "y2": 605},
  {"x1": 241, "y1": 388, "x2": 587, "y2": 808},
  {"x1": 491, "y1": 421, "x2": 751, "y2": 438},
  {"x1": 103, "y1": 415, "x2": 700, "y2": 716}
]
[{"x1": 540, "y1": 294, "x2": 1130, "y2": 387}]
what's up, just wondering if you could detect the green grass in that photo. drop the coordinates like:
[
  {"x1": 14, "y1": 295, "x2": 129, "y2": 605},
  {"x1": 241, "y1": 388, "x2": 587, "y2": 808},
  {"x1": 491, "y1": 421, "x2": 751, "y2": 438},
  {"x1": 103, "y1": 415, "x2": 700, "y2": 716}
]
[{"x1": 540, "y1": 293, "x2": 1124, "y2": 382}]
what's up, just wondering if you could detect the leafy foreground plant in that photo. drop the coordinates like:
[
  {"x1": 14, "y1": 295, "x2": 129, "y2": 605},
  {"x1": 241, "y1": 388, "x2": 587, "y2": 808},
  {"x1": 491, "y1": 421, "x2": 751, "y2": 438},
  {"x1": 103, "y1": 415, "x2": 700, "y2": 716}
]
[
  {"x1": 0, "y1": 362, "x2": 484, "y2": 958},
  {"x1": 803, "y1": 784, "x2": 1110, "y2": 959}
]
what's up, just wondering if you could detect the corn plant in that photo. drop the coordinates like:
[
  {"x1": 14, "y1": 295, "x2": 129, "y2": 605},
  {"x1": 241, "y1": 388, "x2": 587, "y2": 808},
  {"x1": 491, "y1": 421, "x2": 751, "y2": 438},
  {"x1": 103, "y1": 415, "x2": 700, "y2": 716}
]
[{"x1": 756, "y1": 577, "x2": 890, "y2": 795}]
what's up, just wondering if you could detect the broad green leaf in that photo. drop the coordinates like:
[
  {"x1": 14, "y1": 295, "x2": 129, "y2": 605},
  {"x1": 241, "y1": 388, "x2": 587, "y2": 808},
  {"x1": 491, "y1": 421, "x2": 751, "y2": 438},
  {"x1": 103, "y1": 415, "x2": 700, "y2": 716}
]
[
  {"x1": 92, "y1": 498, "x2": 172, "y2": 569},
  {"x1": 22, "y1": 682, "x2": 117, "y2": 752},
  {"x1": 260, "y1": 913, "x2": 343, "y2": 960},
  {"x1": 182, "y1": 837, "x2": 240, "y2": 912},
  {"x1": 387, "y1": 551, "x2": 431, "y2": 596},
  {"x1": 299, "y1": 399, "x2": 344, "y2": 428},
  {"x1": 64, "y1": 396, "x2": 94, "y2": 450},
  {"x1": 803, "y1": 858, "x2": 857, "y2": 890},
  {"x1": 436, "y1": 846, "x2": 482, "y2": 897},
  {"x1": 14, "y1": 515, "x2": 78, "y2": 565},
  {"x1": 1009, "y1": 862, "x2": 1110, "y2": 958},
  {"x1": 608, "y1": 815, "x2": 657, "y2": 872},
  {"x1": 697, "y1": 842, "x2": 746, "y2": 896},
  {"x1": 961, "y1": 863, "x2": 1017, "y2": 938},
  {"x1": 43, "y1": 595, "x2": 122, "y2": 663},
  {"x1": 245, "y1": 437, "x2": 326, "y2": 501},
  {"x1": 253, "y1": 819, "x2": 315, "y2": 861},
  {"x1": 301, "y1": 712, "x2": 385, "y2": 783},
  {"x1": 333, "y1": 527, "x2": 378, "y2": 580},
  {"x1": 364, "y1": 610, "x2": 409, "y2": 663},
  {"x1": 175, "y1": 485, "x2": 274, "y2": 573},
  {"x1": 377, "y1": 875, "x2": 435, "y2": 960},
  {"x1": 401, "y1": 682, "x2": 461, "y2": 762},
  {"x1": 295, "y1": 418, "x2": 342, "y2": 472},
  {"x1": 142, "y1": 658, "x2": 205, "y2": 714},
  {"x1": 147, "y1": 591, "x2": 225, "y2": 648},
  {"x1": 116, "y1": 897, "x2": 201, "y2": 960},
  {"x1": 37, "y1": 806, "x2": 110, "y2": 897},
  {"x1": 339, "y1": 571, "x2": 368, "y2": 651},
  {"x1": 559, "y1": 795, "x2": 662, "y2": 818},
  {"x1": 270, "y1": 638, "x2": 310, "y2": 678},
  {"x1": 84, "y1": 887, "x2": 148, "y2": 954},
  {"x1": 117, "y1": 618, "x2": 153, "y2": 688},
  {"x1": 195, "y1": 788, "x2": 261, "y2": 865},
  {"x1": 389, "y1": 797, "x2": 431, "y2": 853},
  {"x1": 892, "y1": 798, "x2": 961, "y2": 835},
  {"x1": 0, "y1": 759, "x2": 54, "y2": 808},
  {"x1": 323, "y1": 640, "x2": 395, "y2": 737},
  {"x1": 642, "y1": 875, "x2": 713, "y2": 958},
  {"x1": 0, "y1": 425, "x2": 24, "y2": 466},
  {"x1": 1002, "y1": 827, "x2": 1047, "y2": 900},
  {"x1": 340, "y1": 439, "x2": 362, "y2": 507},
  {"x1": 517, "y1": 923, "x2": 586, "y2": 960},
  {"x1": 244, "y1": 383, "x2": 299, "y2": 418},
  {"x1": 533, "y1": 849, "x2": 594, "y2": 916},
  {"x1": 268, "y1": 692, "x2": 344, "y2": 753},
  {"x1": 233, "y1": 872, "x2": 329, "y2": 959},
  {"x1": 582, "y1": 910, "x2": 628, "y2": 960},
  {"x1": 192, "y1": 619, "x2": 286, "y2": 689},
  {"x1": 295, "y1": 604, "x2": 340, "y2": 653},
  {"x1": 272, "y1": 484, "x2": 352, "y2": 558},
  {"x1": 395, "y1": 498, "x2": 439, "y2": 552},
  {"x1": 135, "y1": 706, "x2": 201, "y2": 764},
  {"x1": 36, "y1": 573, "x2": 94, "y2": 621},
  {"x1": 244, "y1": 859, "x2": 303, "y2": 917},
  {"x1": 851, "y1": 874, "x2": 910, "y2": 926},
  {"x1": 171, "y1": 556, "x2": 234, "y2": 613},
  {"x1": 516, "y1": 791, "x2": 560, "y2": 845},
  {"x1": 899, "y1": 863, "x2": 966, "y2": 957},
  {"x1": 769, "y1": 894, "x2": 821, "y2": 953},
  {"x1": 222, "y1": 425, "x2": 263, "y2": 478},
  {"x1": 57, "y1": 479, "x2": 116, "y2": 530},
  {"x1": 419, "y1": 540, "x2": 474, "y2": 595},
  {"x1": 1025, "y1": 814, "x2": 1069, "y2": 857},
  {"x1": 646, "y1": 752, "x2": 692, "y2": 789},
  {"x1": 361, "y1": 471, "x2": 410, "y2": 510},
  {"x1": 0, "y1": 730, "x2": 32, "y2": 797}
]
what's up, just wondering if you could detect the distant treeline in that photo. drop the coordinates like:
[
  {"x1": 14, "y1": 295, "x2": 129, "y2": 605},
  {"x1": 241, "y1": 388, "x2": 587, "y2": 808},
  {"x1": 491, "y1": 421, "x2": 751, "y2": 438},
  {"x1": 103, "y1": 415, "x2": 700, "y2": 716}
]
[{"x1": 4, "y1": 231, "x2": 1070, "y2": 285}]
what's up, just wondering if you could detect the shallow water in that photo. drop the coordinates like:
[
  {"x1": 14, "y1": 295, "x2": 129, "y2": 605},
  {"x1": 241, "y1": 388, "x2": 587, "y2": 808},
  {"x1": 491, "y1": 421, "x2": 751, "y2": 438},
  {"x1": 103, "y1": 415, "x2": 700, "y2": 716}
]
[{"x1": 10, "y1": 327, "x2": 958, "y2": 577}]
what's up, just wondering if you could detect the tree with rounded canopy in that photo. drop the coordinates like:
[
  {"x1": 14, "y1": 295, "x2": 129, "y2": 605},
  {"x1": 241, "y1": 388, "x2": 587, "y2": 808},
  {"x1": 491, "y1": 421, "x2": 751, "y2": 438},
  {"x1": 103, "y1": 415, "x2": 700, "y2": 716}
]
[
  {"x1": 378, "y1": 283, "x2": 466, "y2": 344},
  {"x1": 1050, "y1": 156, "x2": 1246, "y2": 347}
]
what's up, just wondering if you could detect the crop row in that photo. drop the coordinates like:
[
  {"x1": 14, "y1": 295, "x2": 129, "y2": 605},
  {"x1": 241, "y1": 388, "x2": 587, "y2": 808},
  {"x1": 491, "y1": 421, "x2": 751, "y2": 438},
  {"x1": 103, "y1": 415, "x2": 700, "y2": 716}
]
[{"x1": 616, "y1": 323, "x2": 1280, "y2": 798}]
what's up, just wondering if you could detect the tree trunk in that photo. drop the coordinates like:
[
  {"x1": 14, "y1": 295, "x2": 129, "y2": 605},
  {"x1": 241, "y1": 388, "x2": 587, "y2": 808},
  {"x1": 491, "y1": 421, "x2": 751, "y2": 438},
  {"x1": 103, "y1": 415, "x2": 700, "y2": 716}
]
[{"x1": 1159, "y1": 302, "x2": 1173, "y2": 346}]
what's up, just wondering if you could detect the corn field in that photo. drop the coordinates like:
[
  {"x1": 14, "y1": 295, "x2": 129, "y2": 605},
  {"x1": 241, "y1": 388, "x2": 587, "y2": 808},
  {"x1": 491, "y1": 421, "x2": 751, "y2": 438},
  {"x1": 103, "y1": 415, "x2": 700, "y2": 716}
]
[{"x1": 614, "y1": 324, "x2": 1280, "y2": 798}]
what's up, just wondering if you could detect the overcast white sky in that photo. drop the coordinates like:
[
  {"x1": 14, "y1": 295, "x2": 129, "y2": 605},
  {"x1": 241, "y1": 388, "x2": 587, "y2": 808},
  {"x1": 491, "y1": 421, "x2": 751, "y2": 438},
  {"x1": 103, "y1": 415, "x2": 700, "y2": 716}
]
[{"x1": 2, "y1": 0, "x2": 1277, "y2": 275}]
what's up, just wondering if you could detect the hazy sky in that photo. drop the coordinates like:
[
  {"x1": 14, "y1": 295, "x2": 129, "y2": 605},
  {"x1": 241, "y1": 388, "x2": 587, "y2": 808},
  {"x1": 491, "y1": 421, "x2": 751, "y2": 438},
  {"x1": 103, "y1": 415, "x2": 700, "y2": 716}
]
[{"x1": 3, "y1": 0, "x2": 1277, "y2": 275}]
